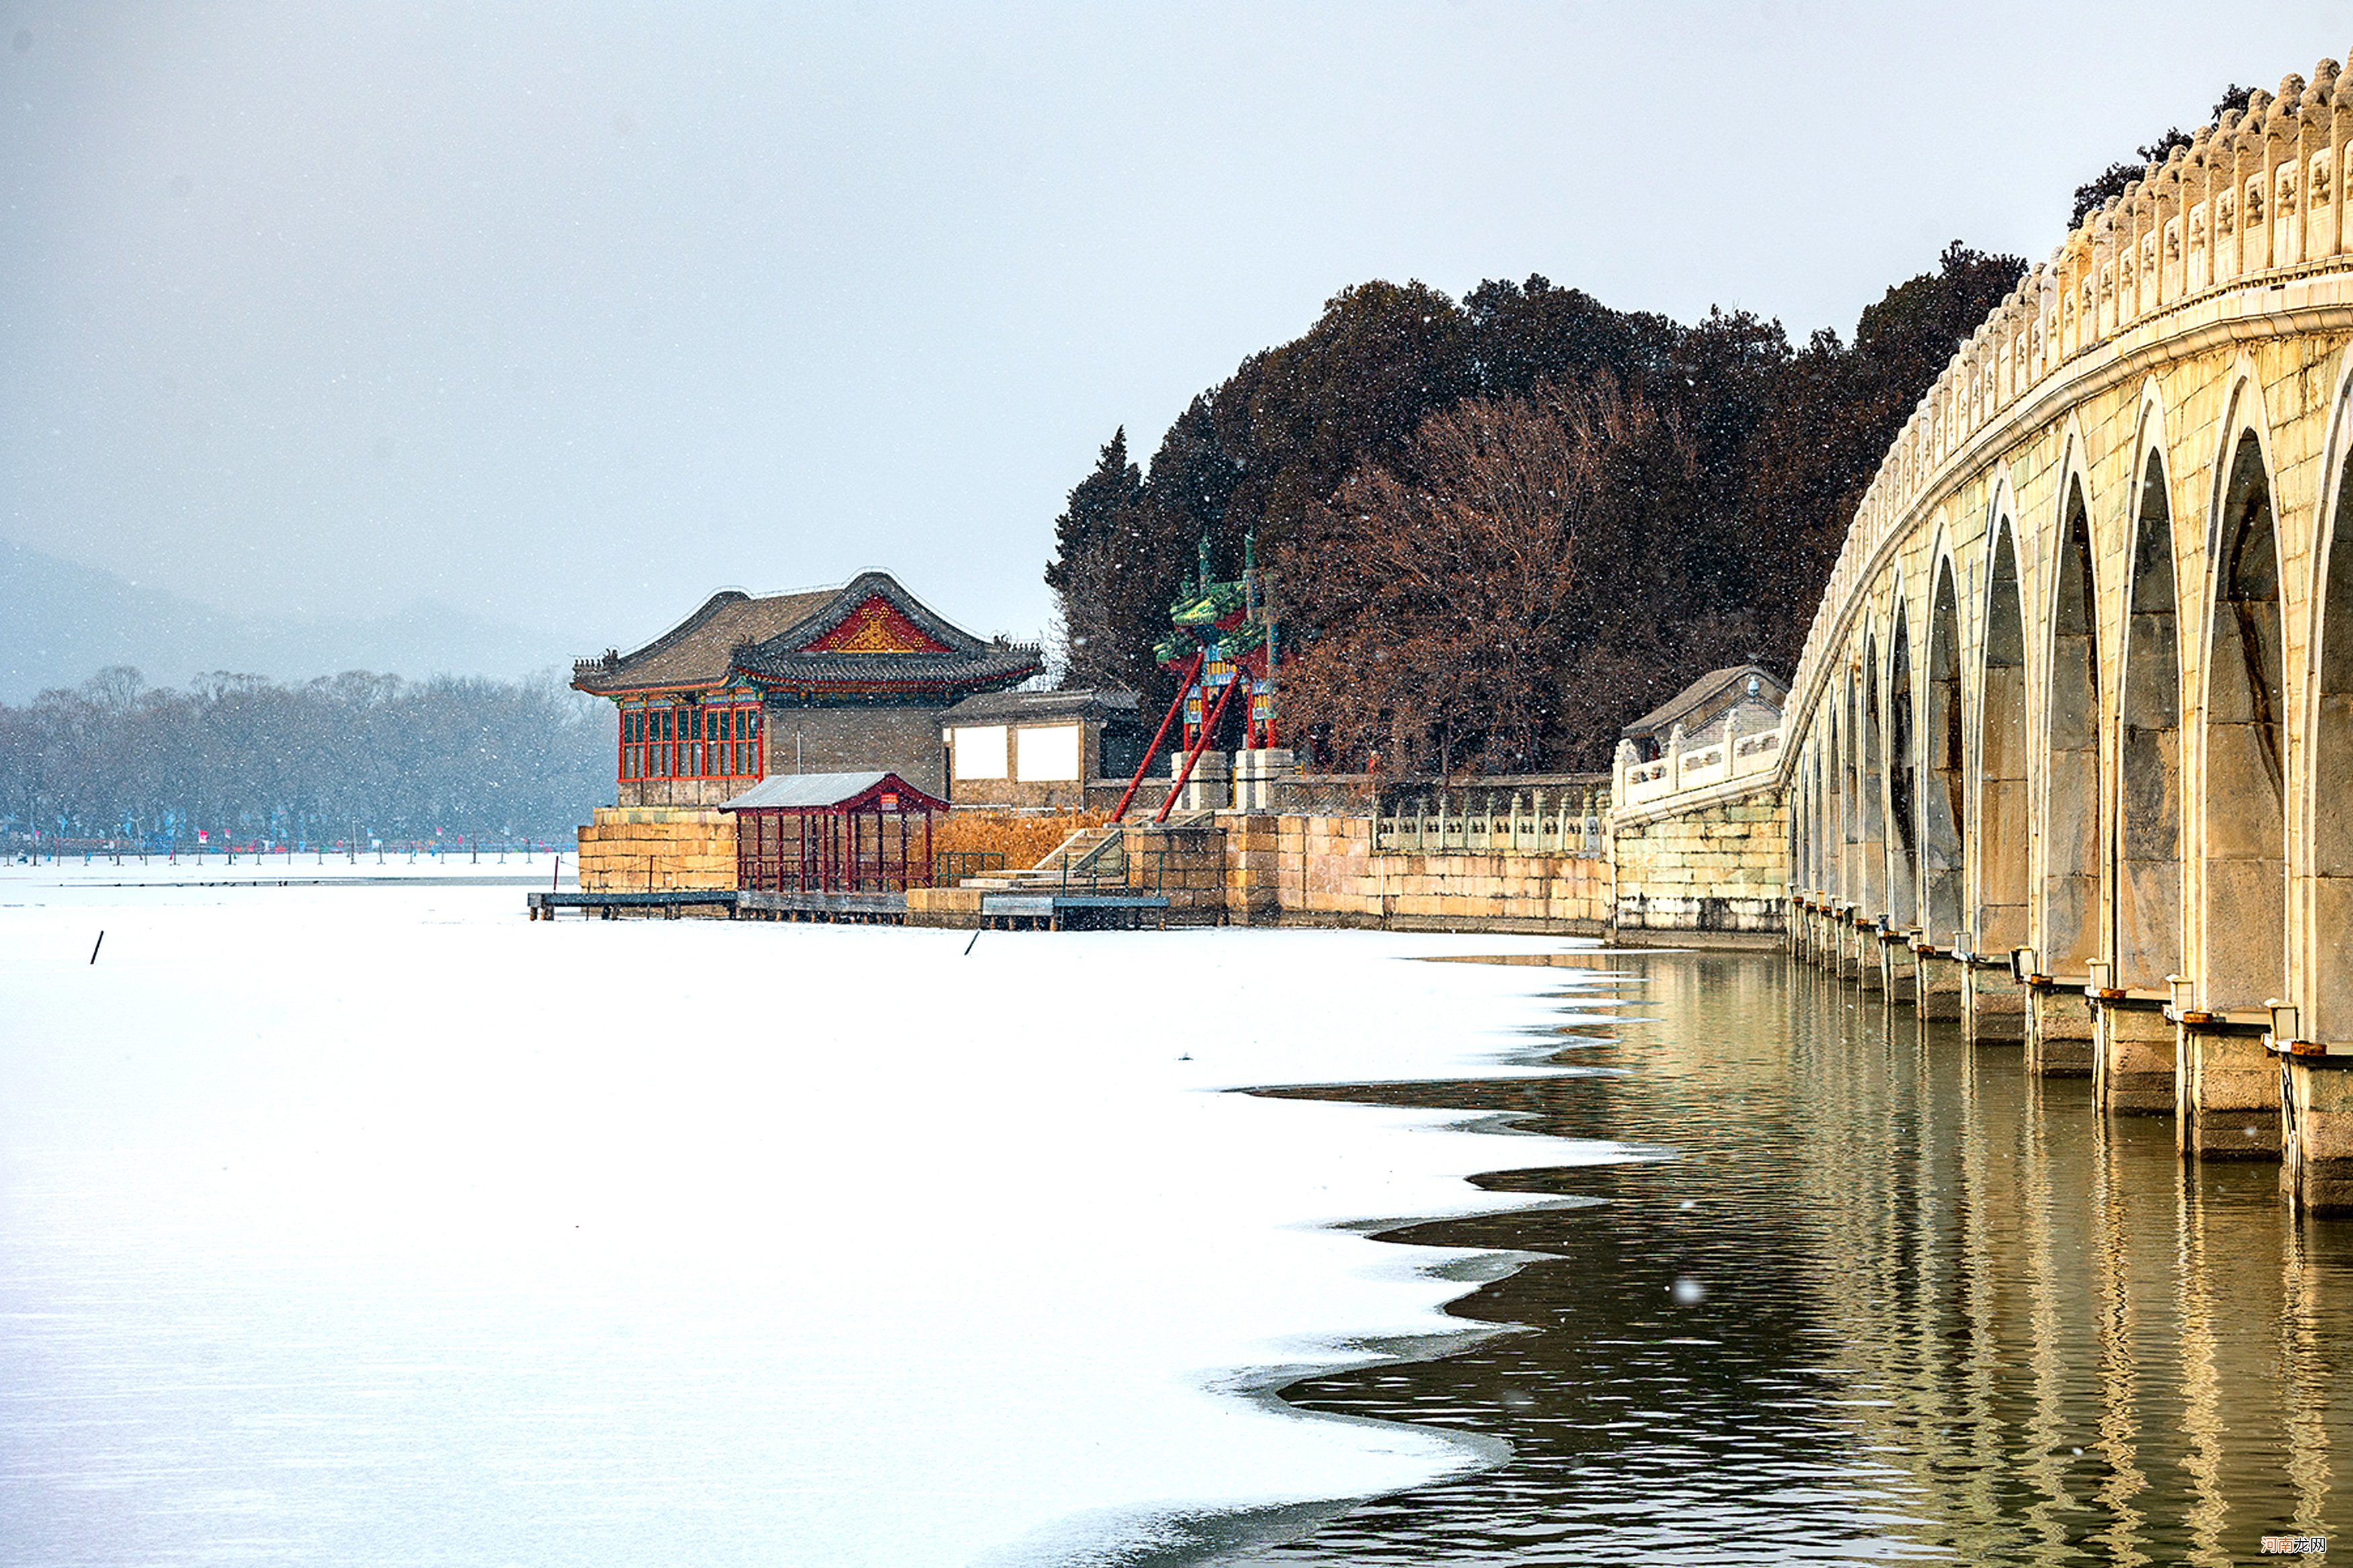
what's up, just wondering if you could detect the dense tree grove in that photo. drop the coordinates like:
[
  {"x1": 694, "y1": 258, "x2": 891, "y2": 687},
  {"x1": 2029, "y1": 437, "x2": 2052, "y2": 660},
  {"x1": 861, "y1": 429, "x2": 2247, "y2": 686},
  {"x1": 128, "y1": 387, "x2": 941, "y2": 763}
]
[
  {"x1": 1048, "y1": 244, "x2": 2026, "y2": 774},
  {"x1": 0, "y1": 667, "x2": 610, "y2": 851}
]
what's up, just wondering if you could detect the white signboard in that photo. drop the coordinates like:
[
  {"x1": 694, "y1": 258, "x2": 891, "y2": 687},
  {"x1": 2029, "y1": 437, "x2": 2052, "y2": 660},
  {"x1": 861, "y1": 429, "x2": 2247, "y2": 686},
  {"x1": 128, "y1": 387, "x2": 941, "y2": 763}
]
[
  {"x1": 952, "y1": 725, "x2": 1008, "y2": 780},
  {"x1": 1015, "y1": 723, "x2": 1080, "y2": 782}
]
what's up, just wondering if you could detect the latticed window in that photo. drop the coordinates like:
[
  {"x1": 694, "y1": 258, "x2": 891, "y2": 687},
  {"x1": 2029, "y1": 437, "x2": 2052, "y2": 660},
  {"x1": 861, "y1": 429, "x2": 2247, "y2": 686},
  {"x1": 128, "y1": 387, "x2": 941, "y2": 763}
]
[{"x1": 618, "y1": 700, "x2": 764, "y2": 782}]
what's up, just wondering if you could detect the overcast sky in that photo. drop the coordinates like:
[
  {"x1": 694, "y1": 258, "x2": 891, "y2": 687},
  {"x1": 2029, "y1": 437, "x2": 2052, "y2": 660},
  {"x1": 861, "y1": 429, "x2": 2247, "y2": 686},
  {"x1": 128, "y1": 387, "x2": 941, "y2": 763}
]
[{"x1": 4, "y1": 2, "x2": 2346, "y2": 657}]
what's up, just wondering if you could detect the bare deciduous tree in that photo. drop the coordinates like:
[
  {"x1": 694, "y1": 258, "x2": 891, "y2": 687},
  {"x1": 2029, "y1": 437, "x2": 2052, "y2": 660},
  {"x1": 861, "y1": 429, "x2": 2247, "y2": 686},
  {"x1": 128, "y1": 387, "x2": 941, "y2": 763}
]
[{"x1": 1277, "y1": 377, "x2": 1699, "y2": 775}]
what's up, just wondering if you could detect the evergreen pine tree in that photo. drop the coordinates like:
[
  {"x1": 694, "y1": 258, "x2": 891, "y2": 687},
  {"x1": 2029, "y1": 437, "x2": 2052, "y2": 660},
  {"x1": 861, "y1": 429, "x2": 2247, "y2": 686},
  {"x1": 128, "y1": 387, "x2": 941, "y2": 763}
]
[
  {"x1": 1045, "y1": 427, "x2": 1142, "y2": 601},
  {"x1": 1045, "y1": 429, "x2": 1146, "y2": 692}
]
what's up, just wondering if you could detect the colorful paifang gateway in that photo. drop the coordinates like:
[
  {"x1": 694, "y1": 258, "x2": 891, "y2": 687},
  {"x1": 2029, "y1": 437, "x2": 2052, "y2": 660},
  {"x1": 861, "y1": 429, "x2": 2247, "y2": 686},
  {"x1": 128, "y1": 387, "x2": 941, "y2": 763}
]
[{"x1": 1155, "y1": 534, "x2": 1282, "y2": 752}]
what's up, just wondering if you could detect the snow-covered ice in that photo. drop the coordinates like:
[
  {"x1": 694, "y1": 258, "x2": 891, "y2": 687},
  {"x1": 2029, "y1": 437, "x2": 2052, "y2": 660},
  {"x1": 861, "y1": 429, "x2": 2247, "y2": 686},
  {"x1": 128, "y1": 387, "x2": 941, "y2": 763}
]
[{"x1": 0, "y1": 866, "x2": 1628, "y2": 1566}]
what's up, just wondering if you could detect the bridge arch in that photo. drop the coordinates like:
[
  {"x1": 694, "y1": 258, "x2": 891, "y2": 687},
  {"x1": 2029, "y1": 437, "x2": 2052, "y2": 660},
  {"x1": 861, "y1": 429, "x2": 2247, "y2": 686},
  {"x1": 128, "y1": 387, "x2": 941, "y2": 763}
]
[
  {"x1": 2304, "y1": 352, "x2": 2353, "y2": 1041},
  {"x1": 1819, "y1": 733, "x2": 1835, "y2": 894},
  {"x1": 2041, "y1": 464, "x2": 2104, "y2": 975},
  {"x1": 1807, "y1": 733, "x2": 1826, "y2": 893},
  {"x1": 1859, "y1": 628, "x2": 1887, "y2": 919},
  {"x1": 1802, "y1": 737, "x2": 1824, "y2": 891},
  {"x1": 1979, "y1": 510, "x2": 2030, "y2": 953},
  {"x1": 1790, "y1": 740, "x2": 1808, "y2": 889},
  {"x1": 1923, "y1": 553, "x2": 1968, "y2": 944},
  {"x1": 1819, "y1": 732, "x2": 1834, "y2": 895},
  {"x1": 1765, "y1": 55, "x2": 2353, "y2": 1195},
  {"x1": 2118, "y1": 427, "x2": 2185, "y2": 991},
  {"x1": 1886, "y1": 586, "x2": 1919, "y2": 927},
  {"x1": 2197, "y1": 374, "x2": 2290, "y2": 1011},
  {"x1": 1835, "y1": 667, "x2": 1854, "y2": 903}
]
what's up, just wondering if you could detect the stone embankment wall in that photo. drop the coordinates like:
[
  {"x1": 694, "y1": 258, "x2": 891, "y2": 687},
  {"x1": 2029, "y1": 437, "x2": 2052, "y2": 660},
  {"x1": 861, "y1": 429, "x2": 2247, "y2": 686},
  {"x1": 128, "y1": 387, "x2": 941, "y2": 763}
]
[
  {"x1": 577, "y1": 807, "x2": 735, "y2": 893},
  {"x1": 1263, "y1": 815, "x2": 1612, "y2": 933},
  {"x1": 1613, "y1": 795, "x2": 1791, "y2": 934},
  {"x1": 1115, "y1": 814, "x2": 1622, "y2": 936},
  {"x1": 584, "y1": 792, "x2": 1790, "y2": 940},
  {"x1": 1126, "y1": 824, "x2": 1233, "y2": 923}
]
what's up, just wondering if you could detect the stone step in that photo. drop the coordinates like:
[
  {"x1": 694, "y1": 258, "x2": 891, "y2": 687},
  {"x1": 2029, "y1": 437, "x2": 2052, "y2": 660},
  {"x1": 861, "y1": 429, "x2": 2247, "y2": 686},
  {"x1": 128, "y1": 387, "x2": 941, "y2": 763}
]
[{"x1": 1025, "y1": 825, "x2": 1123, "y2": 874}]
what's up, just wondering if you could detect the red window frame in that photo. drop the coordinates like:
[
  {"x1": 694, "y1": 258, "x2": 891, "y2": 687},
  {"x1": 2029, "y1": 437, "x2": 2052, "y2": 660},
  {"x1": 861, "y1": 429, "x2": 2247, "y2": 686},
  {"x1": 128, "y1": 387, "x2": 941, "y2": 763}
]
[{"x1": 617, "y1": 699, "x2": 764, "y2": 783}]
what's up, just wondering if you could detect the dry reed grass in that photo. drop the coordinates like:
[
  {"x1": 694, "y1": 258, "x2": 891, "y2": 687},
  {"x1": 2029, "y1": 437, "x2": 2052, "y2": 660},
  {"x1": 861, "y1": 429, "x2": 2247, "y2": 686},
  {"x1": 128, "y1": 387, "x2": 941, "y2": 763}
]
[{"x1": 933, "y1": 809, "x2": 1112, "y2": 872}]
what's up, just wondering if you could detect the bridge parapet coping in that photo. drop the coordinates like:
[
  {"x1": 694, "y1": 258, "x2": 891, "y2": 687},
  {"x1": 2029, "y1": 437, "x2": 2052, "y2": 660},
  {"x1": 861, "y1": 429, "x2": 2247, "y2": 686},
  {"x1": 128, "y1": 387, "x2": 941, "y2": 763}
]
[{"x1": 1784, "y1": 56, "x2": 2353, "y2": 747}]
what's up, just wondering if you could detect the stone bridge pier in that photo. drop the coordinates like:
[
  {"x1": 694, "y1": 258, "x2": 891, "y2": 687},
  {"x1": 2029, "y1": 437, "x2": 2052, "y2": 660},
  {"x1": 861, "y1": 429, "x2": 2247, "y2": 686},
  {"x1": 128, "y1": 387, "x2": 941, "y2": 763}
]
[{"x1": 1777, "y1": 56, "x2": 2353, "y2": 1211}]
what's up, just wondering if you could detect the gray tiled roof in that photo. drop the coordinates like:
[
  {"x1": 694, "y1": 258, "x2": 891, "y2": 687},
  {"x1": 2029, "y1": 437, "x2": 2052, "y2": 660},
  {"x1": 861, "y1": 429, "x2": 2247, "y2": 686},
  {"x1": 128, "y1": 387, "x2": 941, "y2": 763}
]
[
  {"x1": 571, "y1": 588, "x2": 837, "y2": 695},
  {"x1": 731, "y1": 571, "x2": 1042, "y2": 695},
  {"x1": 737, "y1": 646, "x2": 1043, "y2": 690},
  {"x1": 1621, "y1": 663, "x2": 1789, "y2": 742},
  {"x1": 938, "y1": 688, "x2": 1140, "y2": 726},
  {"x1": 717, "y1": 770, "x2": 947, "y2": 811},
  {"x1": 573, "y1": 571, "x2": 1041, "y2": 699},
  {"x1": 717, "y1": 772, "x2": 893, "y2": 809}
]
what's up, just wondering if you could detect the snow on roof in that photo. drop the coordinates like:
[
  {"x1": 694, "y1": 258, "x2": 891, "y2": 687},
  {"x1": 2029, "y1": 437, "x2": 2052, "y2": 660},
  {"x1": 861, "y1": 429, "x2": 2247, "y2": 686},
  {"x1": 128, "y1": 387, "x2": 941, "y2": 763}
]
[
  {"x1": 718, "y1": 772, "x2": 891, "y2": 810},
  {"x1": 717, "y1": 771, "x2": 945, "y2": 812}
]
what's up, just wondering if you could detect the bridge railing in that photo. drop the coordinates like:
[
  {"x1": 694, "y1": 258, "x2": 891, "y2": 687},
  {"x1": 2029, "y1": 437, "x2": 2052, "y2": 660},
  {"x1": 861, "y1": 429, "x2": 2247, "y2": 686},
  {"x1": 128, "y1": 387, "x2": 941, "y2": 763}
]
[
  {"x1": 1373, "y1": 788, "x2": 1608, "y2": 858},
  {"x1": 1613, "y1": 713, "x2": 1786, "y2": 813},
  {"x1": 1784, "y1": 62, "x2": 2353, "y2": 754}
]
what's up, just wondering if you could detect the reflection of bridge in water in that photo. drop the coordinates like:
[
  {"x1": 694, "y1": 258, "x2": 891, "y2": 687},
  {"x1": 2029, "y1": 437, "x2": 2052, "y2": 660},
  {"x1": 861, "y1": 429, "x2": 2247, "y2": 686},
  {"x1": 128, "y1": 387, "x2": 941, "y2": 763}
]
[
  {"x1": 1258, "y1": 951, "x2": 2353, "y2": 1564},
  {"x1": 1778, "y1": 56, "x2": 2353, "y2": 1211}
]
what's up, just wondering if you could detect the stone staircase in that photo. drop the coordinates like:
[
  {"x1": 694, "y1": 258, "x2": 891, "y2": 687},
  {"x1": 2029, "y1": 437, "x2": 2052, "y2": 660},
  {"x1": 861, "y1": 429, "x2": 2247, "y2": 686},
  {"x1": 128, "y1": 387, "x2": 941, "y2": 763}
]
[
  {"x1": 957, "y1": 825, "x2": 1127, "y2": 892},
  {"x1": 952, "y1": 812, "x2": 1222, "y2": 893}
]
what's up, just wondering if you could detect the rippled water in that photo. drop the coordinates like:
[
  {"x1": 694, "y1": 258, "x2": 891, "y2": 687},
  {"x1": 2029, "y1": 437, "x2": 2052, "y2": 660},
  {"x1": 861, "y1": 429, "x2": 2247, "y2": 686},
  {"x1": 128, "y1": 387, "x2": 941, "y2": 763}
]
[{"x1": 1251, "y1": 950, "x2": 2353, "y2": 1565}]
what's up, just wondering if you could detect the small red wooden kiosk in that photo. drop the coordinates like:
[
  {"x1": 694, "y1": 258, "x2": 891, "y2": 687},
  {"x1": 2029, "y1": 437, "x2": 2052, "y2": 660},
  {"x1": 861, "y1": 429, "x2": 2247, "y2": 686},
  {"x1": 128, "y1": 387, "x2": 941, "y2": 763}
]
[{"x1": 721, "y1": 771, "x2": 947, "y2": 895}]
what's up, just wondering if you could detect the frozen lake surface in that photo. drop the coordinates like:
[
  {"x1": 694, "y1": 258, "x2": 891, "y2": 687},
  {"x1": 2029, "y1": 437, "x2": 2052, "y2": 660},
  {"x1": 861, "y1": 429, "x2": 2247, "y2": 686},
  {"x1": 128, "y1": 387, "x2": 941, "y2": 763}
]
[{"x1": 0, "y1": 866, "x2": 1624, "y2": 1566}]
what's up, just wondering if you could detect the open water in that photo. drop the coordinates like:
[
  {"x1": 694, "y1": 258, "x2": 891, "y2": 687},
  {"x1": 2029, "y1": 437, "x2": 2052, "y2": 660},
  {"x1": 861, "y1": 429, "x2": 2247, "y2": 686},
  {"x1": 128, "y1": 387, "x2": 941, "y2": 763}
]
[{"x1": 1249, "y1": 949, "x2": 2353, "y2": 1566}]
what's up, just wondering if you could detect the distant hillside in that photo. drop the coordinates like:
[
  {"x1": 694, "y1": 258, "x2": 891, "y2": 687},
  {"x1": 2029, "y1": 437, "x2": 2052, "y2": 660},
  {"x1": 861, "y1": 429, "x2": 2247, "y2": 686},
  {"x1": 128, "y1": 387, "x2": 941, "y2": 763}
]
[{"x1": 1, "y1": 538, "x2": 565, "y2": 702}]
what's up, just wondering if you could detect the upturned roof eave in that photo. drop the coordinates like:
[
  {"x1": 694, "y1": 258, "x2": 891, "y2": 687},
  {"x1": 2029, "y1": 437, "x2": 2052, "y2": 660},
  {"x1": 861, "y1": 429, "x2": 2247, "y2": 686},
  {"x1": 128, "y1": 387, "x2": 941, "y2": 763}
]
[
  {"x1": 571, "y1": 671, "x2": 764, "y2": 700},
  {"x1": 735, "y1": 648, "x2": 1044, "y2": 692}
]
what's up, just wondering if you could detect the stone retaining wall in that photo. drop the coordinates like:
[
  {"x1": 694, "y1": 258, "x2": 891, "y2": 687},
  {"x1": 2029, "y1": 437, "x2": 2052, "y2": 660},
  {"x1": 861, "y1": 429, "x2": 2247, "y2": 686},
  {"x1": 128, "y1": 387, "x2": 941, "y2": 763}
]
[
  {"x1": 577, "y1": 807, "x2": 736, "y2": 893},
  {"x1": 1269, "y1": 814, "x2": 1611, "y2": 933},
  {"x1": 575, "y1": 788, "x2": 1786, "y2": 939},
  {"x1": 1123, "y1": 824, "x2": 1230, "y2": 923},
  {"x1": 1104, "y1": 815, "x2": 1615, "y2": 934},
  {"x1": 1613, "y1": 793, "x2": 1789, "y2": 933}
]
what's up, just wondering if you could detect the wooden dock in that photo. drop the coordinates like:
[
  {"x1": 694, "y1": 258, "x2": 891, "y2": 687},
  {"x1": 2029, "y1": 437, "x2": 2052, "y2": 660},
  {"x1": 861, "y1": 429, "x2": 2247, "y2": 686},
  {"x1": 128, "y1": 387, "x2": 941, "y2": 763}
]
[
  {"x1": 528, "y1": 890, "x2": 738, "y2": 919},
  {"x1": 737, "y1": 889, "x2": 908, "y2": 922},
  {"x1": 977, "y1": 892, "x2": 1171, "y2": 931},
  {"x1": 527, "y1": 888, "x2": 1168, "y2": 929},
  {"x1": 527, "y1": 889, "x2": 907, "y2": 922}
]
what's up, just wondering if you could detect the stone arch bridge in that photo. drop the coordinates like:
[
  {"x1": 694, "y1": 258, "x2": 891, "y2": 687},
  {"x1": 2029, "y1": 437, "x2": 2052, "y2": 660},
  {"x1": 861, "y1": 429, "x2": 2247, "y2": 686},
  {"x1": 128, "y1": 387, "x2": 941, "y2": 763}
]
[{"x1": 1779, "y1": 57, "x2": 2353, "y2": 1212}]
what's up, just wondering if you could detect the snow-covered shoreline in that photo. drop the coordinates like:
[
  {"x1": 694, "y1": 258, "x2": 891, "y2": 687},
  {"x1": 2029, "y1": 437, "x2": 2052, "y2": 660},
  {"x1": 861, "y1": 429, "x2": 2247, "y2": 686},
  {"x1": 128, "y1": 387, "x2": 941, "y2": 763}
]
[{"x1": 0, "y1": 870, "x2": 1634, "y2": 1566}]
